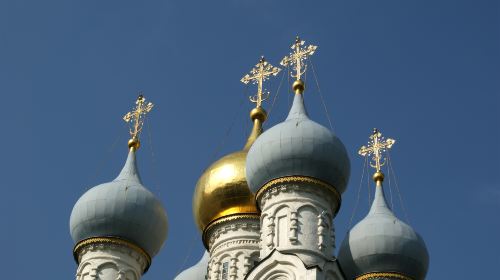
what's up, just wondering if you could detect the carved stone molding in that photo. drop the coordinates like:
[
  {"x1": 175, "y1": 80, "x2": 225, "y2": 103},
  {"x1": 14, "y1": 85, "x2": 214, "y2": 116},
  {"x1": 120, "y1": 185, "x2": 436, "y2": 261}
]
[
  {"x1": 75, "y1": 241, "x2": 145, "y2": 280},
  {"x1": 289, "y1": 211, "x2": 298, "y2": 244},
  {"x1": 259, "y1": 182, "x2": 339, "y2": 215},
  {"x1": 257, "y1": 180, "x2": 339, "y2": 266},
  {"x1": 266, "y1": 216, "x2": 275, "y2": 249},
  {"x1": 256, "y1": 176, "x2": 341, "y2": 212},
  {"x1": 205, "y1": 217, "x2": 261, "y2": 280},
  {"x1": 317, "y1": 211, "x2": 329, "y2": 251},
  {"x1": 74, "y1": 237, "x2": 149, "y2": 272},
  {"x1": 206, "y1": 217, "x2": 260, "y2": 251}
]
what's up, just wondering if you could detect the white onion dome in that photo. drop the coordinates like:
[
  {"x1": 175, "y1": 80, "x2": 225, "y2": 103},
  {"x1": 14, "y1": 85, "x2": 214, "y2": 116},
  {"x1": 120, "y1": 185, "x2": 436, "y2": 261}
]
[
  {"x1": 338, "y1": 177, "x2": 429, "y2": 280},
  {"x1": 70, "y1": 148, "x2": 168, "y2": 260},
  {"x1": 246, "y1": 80, "x2": 350, "y2": 200},
  {"x1": 174, "y1": 251, "x2": 210, "y2": 280}
]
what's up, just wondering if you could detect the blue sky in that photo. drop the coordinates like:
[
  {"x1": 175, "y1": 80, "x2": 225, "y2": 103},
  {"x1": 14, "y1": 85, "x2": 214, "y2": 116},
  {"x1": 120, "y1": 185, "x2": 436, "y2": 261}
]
[{"x1": 1, "y1": 1, "x2": 498, "y2": 279}]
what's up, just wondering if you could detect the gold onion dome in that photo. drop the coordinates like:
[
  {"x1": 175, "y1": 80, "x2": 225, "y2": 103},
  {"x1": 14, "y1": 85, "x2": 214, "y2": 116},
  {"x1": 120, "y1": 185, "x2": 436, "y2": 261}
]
[
  {"x1": 193, "y1": 56, "x2": 280, "y2": 246},
  {"x1": 193, "y1": 107, "x2": 266, "y2": 240}
]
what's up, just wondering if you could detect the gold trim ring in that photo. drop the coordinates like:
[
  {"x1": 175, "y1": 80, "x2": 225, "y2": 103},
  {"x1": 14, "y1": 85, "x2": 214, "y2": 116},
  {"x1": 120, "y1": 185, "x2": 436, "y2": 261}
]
[
  {"x1": 73, "y1": 237, "x2": 151, "y2": 272},
  {"x1": 356, "y1": 272, "x2": 413, "y2": 280},
  {"x1": 255, "y1": 176, "x2": 341, "y2": 213}
]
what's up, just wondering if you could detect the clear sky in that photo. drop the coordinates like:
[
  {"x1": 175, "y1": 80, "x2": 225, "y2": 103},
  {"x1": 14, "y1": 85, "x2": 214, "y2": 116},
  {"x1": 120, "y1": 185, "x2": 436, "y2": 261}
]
[{"x1": 1, "y1": 1, "x2": 498, "y2": 279}]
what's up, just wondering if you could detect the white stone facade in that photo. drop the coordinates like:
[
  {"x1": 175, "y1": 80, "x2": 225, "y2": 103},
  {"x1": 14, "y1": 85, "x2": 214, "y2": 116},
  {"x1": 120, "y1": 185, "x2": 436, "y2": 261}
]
[
  {"x1": 245, "y1": 250, "x2": 344, "y2": 280},
  {"x1": 75, "y1": 242, "x2": 148, "y2": 280},
  {"x1": 258, "y1": 182, "x2": 340, "y2": 267},
  {"x1": 242, "y1": 181, "x2": 344, "y2": 280},
  {"x1": 205, "y1": 216, "x2": 261, "y2": 280}
]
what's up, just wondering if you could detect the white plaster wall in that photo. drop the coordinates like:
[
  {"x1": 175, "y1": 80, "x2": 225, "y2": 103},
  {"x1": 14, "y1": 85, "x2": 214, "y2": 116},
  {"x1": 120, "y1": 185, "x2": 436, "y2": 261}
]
[
  {"x1": 205, "y1": 218, "x2": 260, "y2": 280},
  {"x1": 258, "y1": 183, "x2": 339, "y2": 267},
  {"x1": 75, "y1": 243, "x2": 147, "y2": 280}
]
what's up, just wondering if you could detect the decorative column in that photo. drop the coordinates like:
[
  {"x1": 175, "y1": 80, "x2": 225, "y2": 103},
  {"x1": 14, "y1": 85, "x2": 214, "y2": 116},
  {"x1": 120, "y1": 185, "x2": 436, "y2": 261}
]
[
  {"x1": 74, "y1": 238, "x2": 149, "y2": 280},
  {"x1": 204, "y1": 216, "x2": 260, "y2": 280}
]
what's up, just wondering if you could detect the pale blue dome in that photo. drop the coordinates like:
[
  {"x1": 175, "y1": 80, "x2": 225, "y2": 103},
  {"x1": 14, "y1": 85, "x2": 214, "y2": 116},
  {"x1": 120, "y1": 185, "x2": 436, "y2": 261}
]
[
  {"x1": 174, "y1": 251, "x2": 209, "y2": 280},
  {"x1": 246, "y1": 93, "x2": 350, "y2": 194},
  {"x1": 338, "y1": 182, "x2": 429, "y2": 279},
  {"x1": 70, "y1": 150, "x2": 168, "y2": 258}
]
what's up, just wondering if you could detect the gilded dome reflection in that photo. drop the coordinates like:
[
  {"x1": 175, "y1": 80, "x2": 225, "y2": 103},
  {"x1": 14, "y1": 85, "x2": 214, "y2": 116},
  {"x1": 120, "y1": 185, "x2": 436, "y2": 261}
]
[
  {"x1": 193, "y1": 107, "x2": 266, "y2": 234},
  {"x1": 193, "y1": 150, "x2": 258, "y2": 232}
]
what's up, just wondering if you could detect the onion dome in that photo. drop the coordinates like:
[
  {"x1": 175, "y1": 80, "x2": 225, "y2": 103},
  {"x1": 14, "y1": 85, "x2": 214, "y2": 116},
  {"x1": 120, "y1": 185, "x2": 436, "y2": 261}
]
[
  {"x1": 69, "y1": 95, "x2": 168, "y2": 271},
  {"x1": 339, "y1": 129, "x2": 428, "y2": 280},
  {"x1": 193, "y1": 107, "x2": 266, "y2": 245},
  {"x1": 246, "y1": 79, "x2": 350, "y2": 200},
  {"x1": 338, "y1": 174, "x2": 429, "y2": 280},
  {"x1": 174, "y1": 251, "x2": 210, "y2": 280},
  {"x1": 70, "y1": 147, "x2": 168, "y2": 258}
]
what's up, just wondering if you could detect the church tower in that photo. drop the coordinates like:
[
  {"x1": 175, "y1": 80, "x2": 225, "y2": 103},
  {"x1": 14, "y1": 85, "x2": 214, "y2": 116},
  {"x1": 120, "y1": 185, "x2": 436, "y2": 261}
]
[
  {"x1": 245, "y1": 37, "x2": 350, "y2": 280},
  {"x1": 338, "y1": 129, "x2": 429, "y2": 280},
  {"x1": 69, "y1": 96, "x2": 168, "y2": 280},
  {"x1": 189, "y1": 57, "x2": 280, "y2": 280}
]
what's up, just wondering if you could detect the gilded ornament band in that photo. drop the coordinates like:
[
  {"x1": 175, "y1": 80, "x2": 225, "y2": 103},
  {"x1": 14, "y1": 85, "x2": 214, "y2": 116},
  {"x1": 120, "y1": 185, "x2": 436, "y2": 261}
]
[
  {"x1": 255, "y1": 176, "x2": 341, "y2": 213},
  {"x1": 356, "y1": 272, "x2": 414, "y2": 280},
  {"x1": 73, "y1": 236, "x2": 151, "y2": 272}
]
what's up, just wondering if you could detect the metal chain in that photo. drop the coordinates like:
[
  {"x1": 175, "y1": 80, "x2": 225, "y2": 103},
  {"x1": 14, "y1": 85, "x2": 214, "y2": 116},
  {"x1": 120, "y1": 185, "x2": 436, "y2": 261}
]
[
  {"x1": 387, "y1": 151, "x2": 411, "y2": 224},
  {"x1": 88, "y1": 122, "x2": 127, "y2": 189},
  {"x1": 145, "y1": 118, "x2": 162, "y2": 196},
  {"x1": 309, "y1": 58, "x2": 334, "y2": 132},
  {"x1": 267, "y1": 66, "x2": 287, "y2": 121},
  {"x1": 209, "y1": 85, "x2": 247, "y2": 163},
  {"x1": 349, "y1": 156, "x2": 368, "y2": 229}
]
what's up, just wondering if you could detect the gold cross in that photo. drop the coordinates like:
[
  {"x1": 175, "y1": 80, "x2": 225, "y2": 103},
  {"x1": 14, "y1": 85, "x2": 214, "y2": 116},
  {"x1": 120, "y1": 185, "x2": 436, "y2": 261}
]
[
  {"x1": 123, "y1": 94, "x2": 154, "y2": 141},
  {"x1": 241, "y1": 56, "x2": 281, "y2": 108},
  {"x1": 280, "y1": 36, "x2": 317, "y2": 81},
  {"x1": 358, "y1": 128, "x2": 396, "y2": 172}
]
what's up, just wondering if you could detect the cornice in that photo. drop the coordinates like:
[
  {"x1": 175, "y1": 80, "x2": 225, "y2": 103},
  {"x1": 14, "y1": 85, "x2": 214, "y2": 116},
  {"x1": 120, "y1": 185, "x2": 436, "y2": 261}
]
[
  {"x1": 73, "y1": 236, "x2": 151, "y2": 273},
  {"x1": 256, "y1": 176, "x2": 341, "y2": 215},
  {"x1": 203, "y1": 214, "x2": 260, "y2": 250}
]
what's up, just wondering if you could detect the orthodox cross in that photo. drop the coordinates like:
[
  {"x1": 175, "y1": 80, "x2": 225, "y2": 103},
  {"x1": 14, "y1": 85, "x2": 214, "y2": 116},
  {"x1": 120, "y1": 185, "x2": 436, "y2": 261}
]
[
  {"x1": 358, "y1": 128, "x2": 396, "y2": 172},
  {"x1": 280, "y1": 36, "x2": 317, "y2": 80},
  {"x1": 123, "y1": 94, "x2": 154, "y2": 140},
  {"x1": 241, "y1": 56, "x2": 281, "y2": 108}
]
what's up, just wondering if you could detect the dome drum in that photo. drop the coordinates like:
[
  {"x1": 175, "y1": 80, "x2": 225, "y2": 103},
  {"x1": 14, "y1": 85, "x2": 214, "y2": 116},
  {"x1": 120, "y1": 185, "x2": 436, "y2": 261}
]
[
  {"x1": 202, "y1": 213, "x2": 260, "y2": 249},
  {"x1": 73, "y1": 236, "x2": 152, "y2": 272},
  {"x1": 255, "y1": 175, "x2": 342, "y2": 215}
]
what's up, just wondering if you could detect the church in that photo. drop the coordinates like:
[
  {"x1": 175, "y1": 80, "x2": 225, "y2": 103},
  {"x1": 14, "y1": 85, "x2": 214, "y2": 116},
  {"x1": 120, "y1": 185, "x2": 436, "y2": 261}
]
[{"x1": 68, "y1": 37, "x2": 429, "y2": 280}]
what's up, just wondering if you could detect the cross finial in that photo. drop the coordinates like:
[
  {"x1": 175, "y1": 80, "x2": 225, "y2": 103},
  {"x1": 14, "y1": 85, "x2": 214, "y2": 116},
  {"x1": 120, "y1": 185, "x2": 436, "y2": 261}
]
[
  {"x1": 241, "y1": 56, "x2": 281, "y2": 108},
  {"x1": 280, "y1": 36, "x2": 317, "y2": 81},
  {"x1": 123, "y1": 94, "x2": 154, "y2": 149},
  {"x1": 358, "y1": 128, "x2": 396, "y2": 180}
]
